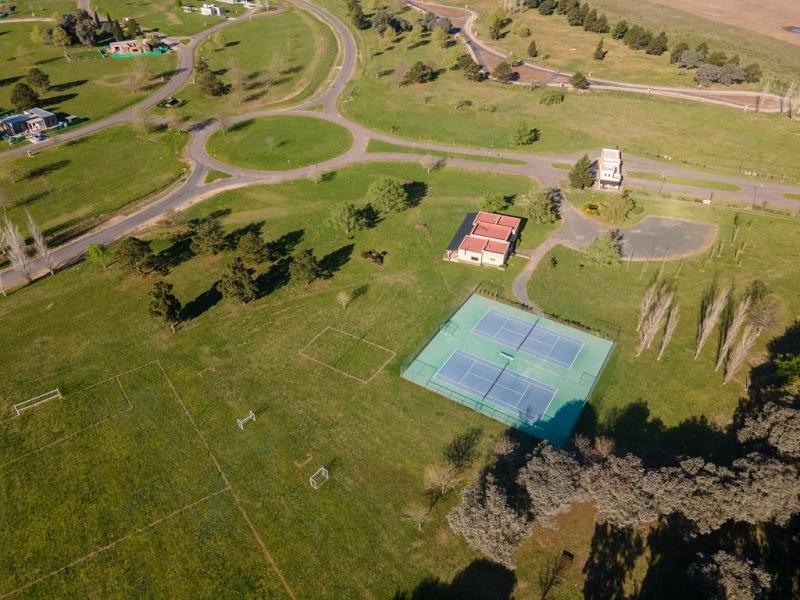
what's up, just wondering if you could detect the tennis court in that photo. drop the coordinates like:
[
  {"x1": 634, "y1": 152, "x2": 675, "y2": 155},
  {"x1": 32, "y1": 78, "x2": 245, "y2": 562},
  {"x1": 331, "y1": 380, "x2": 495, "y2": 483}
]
[{"x1": 402, "y1": 294, "x2": 615, "y2": 446}]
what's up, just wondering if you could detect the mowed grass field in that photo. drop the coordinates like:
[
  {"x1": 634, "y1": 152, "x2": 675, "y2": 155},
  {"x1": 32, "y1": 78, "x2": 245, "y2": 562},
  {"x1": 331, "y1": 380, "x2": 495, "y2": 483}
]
[
  {"x1": 0, "y1": 125, "x2": 187, "y2": 240},
  {"x1": 531, "y1": 191, "x2": 800, "y2": 442},
  {"x1": 337, "y1": 4, "x2": 800, "y2": 180},
  {"x1": 91, "y1": 0, "x2": 245, "y2": 37},
  {"x1": 172, "y1": 8, "x2": 337, "y2": 120},
  {"x1": 0, "y1": 23, "x2": 176, "y2": 128},
  {"x1": 206, "y1": 115, "x2": 352, "y2": 170},
  {"x1": 2, "y1": 164, "x2": 595, "y2": 598}
]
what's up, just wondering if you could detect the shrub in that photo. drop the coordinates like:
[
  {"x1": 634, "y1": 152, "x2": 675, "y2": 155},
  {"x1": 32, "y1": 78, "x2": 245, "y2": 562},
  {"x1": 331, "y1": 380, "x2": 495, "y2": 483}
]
[
  {"x1": 646, "y1": 31, "x2": 668, "y2": 56},
  {"x1": 670, "y1": 42, "x2": 689, "y2": 64},
  {"x1": 678, "y1": 49, "x2": 704, "y2": 70},
  {"x1": 744, "y1": 63, "x2": 762, "y2": 83},
  {"x1": 480, "y1": 192, "x2": 509, "y2": 212},
  {"x1": 527, "y1": 39, "x2": 538, "y2": 58},
  {"x1": 539, "y1": 88, "x2": 565, "y2": 105},
  {"x1": 584, "y1": 232, "x2": 622, "y2": 266},
  {"x1": 462, "y1": 57, "x2": 484, "y2": 81},
  {"x1": 513, "y1": 121, "x2": 540, "y2": 145},
  {"x1": 569, "y1": 154, "x2": 594, "y2": 189},
  {"x1": 402, "y1": 61, "x2": 435, "y2": 85},
  {"x1": 367, "y1": 177, "x2": 410, "y2": 213},
  {"x1": 570, "y1": 71, "x2": 589, "y2": 90},
  {"x1": 528, "y1": 188, "x2": 560, "y2": 224},
  {"x1": 603, "y1": 190, "x2": 639, "y2": 223},
  {"x1": 537, "y1": 0, "x2": 556, "y2": 15},
  {"x1": 581, "y1": 201, "x2": 603, "y2": 216},
  {"x1": 492, "y1": 61, "x2": 514, "y2": 83},
  {"x1": 611, "y1": 19, "x2": 628, "y2": 40}
]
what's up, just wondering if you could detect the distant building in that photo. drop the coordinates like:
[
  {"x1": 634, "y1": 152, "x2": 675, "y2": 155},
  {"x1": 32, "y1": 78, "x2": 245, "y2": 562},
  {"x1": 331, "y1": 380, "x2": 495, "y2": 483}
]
[
  {"x1": 0, "y1": 108, "x2": 59, "y2": 137},
  {"x1": 200, "y1": 3, "x2": 224, "y2": 15},
  {"x1": 598, "y1": 148, "x2": 623, "y2": 190},
  {"x1": 108, "y1": 39, "x2": 155, "y2": 55},
  {"x1": 445, "y1": 211, "x2": 522, "y2": 267},
  {"x1": 216, "y1": 0, "x2": 242, "y2": 4}
]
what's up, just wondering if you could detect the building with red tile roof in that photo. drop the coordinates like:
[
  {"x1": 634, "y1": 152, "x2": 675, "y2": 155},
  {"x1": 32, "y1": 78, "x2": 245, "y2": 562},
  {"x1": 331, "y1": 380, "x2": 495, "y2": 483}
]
[{"x1": 446, "y1": 212, "x2": 522, "y2": 267}]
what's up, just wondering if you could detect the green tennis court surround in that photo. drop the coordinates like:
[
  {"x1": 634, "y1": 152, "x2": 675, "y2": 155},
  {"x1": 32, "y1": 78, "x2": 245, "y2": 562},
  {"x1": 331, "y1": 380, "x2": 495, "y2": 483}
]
[{"x1": 402, "y1": 294, "x2": 615, "y2": 446}]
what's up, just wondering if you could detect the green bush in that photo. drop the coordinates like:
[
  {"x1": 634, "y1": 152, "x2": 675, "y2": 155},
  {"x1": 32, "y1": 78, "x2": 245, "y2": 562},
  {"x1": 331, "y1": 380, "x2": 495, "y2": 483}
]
[{"x1": 539, "y1": 89, "x2": 565, "y2": 105}]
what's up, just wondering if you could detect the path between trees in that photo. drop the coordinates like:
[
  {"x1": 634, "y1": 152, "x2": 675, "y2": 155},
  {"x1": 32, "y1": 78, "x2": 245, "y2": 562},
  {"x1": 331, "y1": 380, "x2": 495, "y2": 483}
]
[{"x1": 0, "y1": 0, "x2": 797, "y2": 292}]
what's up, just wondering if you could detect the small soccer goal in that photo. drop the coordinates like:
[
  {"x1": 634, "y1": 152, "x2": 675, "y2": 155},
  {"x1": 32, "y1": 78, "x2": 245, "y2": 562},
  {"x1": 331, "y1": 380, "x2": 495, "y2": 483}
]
[
  {"x1": 236, "y1": 410, "x2": 256, "y2": 430},
  {"x1": 309, "y1": 467, "x2": 329, "y2": 490},
  {"x1": 14, "y1": 388, "x2": 62, "y2": 415}
]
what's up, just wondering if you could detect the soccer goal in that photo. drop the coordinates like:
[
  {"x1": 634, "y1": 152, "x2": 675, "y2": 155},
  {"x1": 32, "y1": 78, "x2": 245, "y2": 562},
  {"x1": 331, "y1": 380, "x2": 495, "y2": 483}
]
[
  {"x1": 310, "y1": 467, "x2": 329, "y2": 490},
  {"x1": 14, "y1": 388, "x2": 62, "y2": 415},
  {"x1": 236, "y1": 410, "x2": 256, "y2": 430}
]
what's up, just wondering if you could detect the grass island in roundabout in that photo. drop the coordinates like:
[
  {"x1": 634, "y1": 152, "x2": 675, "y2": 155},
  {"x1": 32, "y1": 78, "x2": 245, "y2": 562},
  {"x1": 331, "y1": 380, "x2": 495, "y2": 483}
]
[{"x1": 205, "y1": 115, "x2": 353, "y2": 171}]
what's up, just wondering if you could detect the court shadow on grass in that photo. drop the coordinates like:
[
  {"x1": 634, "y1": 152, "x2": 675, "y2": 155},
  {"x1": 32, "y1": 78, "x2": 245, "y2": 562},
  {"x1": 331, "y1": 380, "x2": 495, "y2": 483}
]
[{"x1": 393, "y1": 559, "x2": 516, "y2": 600}]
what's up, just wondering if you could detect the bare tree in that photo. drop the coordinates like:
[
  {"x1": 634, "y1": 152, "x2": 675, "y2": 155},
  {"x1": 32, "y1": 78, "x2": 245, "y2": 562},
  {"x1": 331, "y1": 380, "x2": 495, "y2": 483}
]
[
  {"x1": 420, "y1": 154, "x2": 444, "y2": 174},
  {"x1": 637, "y1": 291, "x2": 673, "y2": 356},
  {"x1": 494, "y1": 434, "x2": 519, "y2": 459},
  {"x1": 26, "y1": 211, "x2": 53, "y2": 275},
  {"x1": 695, "y1": 284, "x2": 731, "y2": 359},
  {"x1": 403, "y1": 502, "x2": 428, "y2": 531},
  {"x1": 715, "y1": 296, "x2": 751, "y2": 371},
  {"x1": 637, "y1": 280, "x2": 660, "y2": 332},
  {"x1": 537, "y1": 553, "x2": 567, "y2": 600},
  {"x1": 2, "y1": 217, "x2": 32, "y2": 281},
  {"x1": 657, "y1": 305, "x2": 680, "y2": 361},
  {"x1": 336, "y1": 289, "x2": 353, "y2": 309},
  {"x1": 723, "y1": 325, "x2": 760, "y2": 384},
  {"x1": 424, "y1": 463, "x2": 459, "y2": 507}
]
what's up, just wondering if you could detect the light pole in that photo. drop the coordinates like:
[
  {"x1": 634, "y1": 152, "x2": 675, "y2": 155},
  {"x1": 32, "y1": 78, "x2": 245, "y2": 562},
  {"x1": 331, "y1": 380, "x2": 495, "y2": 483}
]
[{"x1": 657, "y1": 174, "x2": 666, "y2": 199}]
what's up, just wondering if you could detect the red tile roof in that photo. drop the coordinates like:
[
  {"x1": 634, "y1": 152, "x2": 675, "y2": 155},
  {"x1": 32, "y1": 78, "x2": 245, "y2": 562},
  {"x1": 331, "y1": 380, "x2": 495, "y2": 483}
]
[
  {"x1": 459, "y1": 235, "x2": 488, "y2": 252},
  {"x1": 484, "y1": 240, "x2": 510, "y2": 254},
  {"x1": 472, "y1": 222, "x2": 513, "y2": 241},
  {"x1": 474, "y1": 211, "x2": 522, "y2": 232}
]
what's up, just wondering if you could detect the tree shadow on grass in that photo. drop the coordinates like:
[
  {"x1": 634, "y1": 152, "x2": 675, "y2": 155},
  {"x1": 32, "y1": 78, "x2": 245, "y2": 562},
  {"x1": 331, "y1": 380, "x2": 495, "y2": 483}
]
[
  {"x1": 24, "y1": 159, "x2": 71, "y2": 180},
  {"x1": 154, "y1": 232, "x2": 195, "y2": 272},
  {"x1": 181, "y1": 281, "x2": 222, "y2": 320},
  {"x1": 0, "y1": 75, "x2": 22, "y2": 87},
  {"x1": 320, "y1": 244, "x2": 354, "y2": 277},
  {"x1": 256, "y1": 256, "x2": 291, "y2": 297},
  {"x1": 226, "y1": 119, "x2": 253, "y2": 134},
  {"x1": 40, "y1": 93, "x2": 78, "y2": 108},
  {"x1": 582, "y1": 522, "x2": 645, "y2": 600},
  {"x1": 404, "y1": 181, "x2": 428, "y2": 206},
  {"x1": 266, "y1": 229, "x2": 304, "y2": 261},
  {"x1": 393, "y1": 560, "x2": 516, "y2": 600},
  {"x1": 50, "y1": 79, "x2": 87, "y2": 92},
  {"x1": 224, "y1": 220, "x2": 264, "y2": 250}
]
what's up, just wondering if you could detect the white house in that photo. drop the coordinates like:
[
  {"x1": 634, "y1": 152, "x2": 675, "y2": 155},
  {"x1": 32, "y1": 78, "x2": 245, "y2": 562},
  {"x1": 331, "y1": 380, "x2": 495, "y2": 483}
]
[
  {"x1": 446, "y1": 211, "x2": 522, "y2": 267},
  {"x1": 598, "y1": 148, "x2": 623, "y2": 190},
  {"x1": 200, "y1": 3, "x2": 224, "y2": 16}
]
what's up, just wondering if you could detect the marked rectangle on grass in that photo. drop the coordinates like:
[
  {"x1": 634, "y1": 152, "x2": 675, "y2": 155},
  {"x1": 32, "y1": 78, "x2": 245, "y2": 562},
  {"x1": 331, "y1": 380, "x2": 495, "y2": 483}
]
[
  {"x1": 299, "y1": 326, "x2": 396, "y2": 384},
  {"x1": 402, "y1": 293, "x2": 615, "y2": 446}
]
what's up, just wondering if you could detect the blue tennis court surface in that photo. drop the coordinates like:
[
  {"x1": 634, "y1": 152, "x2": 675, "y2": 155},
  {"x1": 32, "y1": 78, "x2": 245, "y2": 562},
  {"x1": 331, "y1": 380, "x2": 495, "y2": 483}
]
[
  {"x1": 436, "y1": 350, "x2": 556, "y2": 422},
  {"x1": 473, "y1": 309, "x2": 584, "y2": 368},
  {"x1": 402, "y1": 294, "x2": 615, "y2": 446}
]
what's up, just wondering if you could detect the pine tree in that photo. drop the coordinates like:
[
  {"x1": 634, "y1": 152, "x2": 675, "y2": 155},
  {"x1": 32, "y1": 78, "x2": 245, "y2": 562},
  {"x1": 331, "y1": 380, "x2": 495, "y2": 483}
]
[
  {"x1": 527, "y1": 40, "x2": 538, "y2": 58},
  {"x1": 569, "y1": 154, "x2": 594, "y2": 188},
  {"x1": 219, "y1": 256, "x2": 258, "y2": 303},
  {"x1": 148, "y1": 281, "x2": 182, "y2": 332},
  {"x1": 593, "y1": 39, "x2": 606, "y2": 61}
]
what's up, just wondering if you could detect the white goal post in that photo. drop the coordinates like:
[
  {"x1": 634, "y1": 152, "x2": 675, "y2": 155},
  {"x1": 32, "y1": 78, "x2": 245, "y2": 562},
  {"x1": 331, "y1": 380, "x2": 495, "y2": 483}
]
[
  {"x1": 237, "y1": 410, "x2": 256, "y2": 430},
  {"x1": 14, "y1": 388, "x2": 62, "y2": 415},
  {"x1": 310, "y1": 467, "x2": 329, "y2": 490}
]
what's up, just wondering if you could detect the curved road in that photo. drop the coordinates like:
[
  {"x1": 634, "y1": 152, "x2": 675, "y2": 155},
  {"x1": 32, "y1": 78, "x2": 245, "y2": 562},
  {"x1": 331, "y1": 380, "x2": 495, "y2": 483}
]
[{"x1": 2, "y1": 0, "x2": 799, "y2": 293}]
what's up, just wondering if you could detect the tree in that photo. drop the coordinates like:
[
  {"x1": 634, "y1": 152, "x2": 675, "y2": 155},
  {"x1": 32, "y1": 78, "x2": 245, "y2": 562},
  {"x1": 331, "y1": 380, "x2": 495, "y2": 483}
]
[
  {"x1": 537, "y1": 0, "x2": 556, "y2": 15},
  {"x1": 1, "y1": 217, "x2": 32, "y2": 281},
  {"x1": 26, "y1": 67, "x2": 50, "y2": 92},
  {"x1": 492, "y1": 61, "x2": 513, "y2": 83},
  {"x1": 329, "y1": 202, "x2": 363, "y2": 237},
  {"x1": 447, "y1": 473, "x2": 532, "y2": 568},
  {"x1": 211, "y1": 31, "x2": 226, "y2": 49},
  {"x1": 403, "y1": 502, "x2": 428, "y2": 531},
  {"x1": 26, "y1": 212, "x2": 53, "y2": 275},
  {"x1": 420, "y1": 154, "x2": 444, "y2": 174},
  {"x1": 115, "y1": 236, "x2": 153, "y2": 274},
  {"x1": 678, "y1": 49, "x2": 704, "y2": 70},
  {"x1": 603, "y1": 189, "x2": 637, "y2": 223},
  {"x1": 646, "y1": 31, "x2": 669, "y2": 56},
  {"x1": 539, "y1": 88, "x2": 565, "y2": 105},
  {"x1": 123, "y1": 17, "x2": 141, "y2": 38},
  {"x1": 611, "y1": 19, "x2": 628, "y2": 40},
  {"x1": 195, "y1": 58, "x2": 226, "y2": 96},
  {"x1": 367, "y1": 177, "x2": 410, "y2": 213},
  {"x1": 689, "y1": 552, "x2": 771, "y2": 600},
  {"x1": 527, "y1": 39, "x2": 538, "y2": 58},
  {"x1": 462, "y1": 57, "x2": 484, "y2": 81},
  {"x1": 402, "y1": 61, "x2": 435, "y2": 85},
  {"x1": 189, "y1": 217, "x2": 225, "y2": 255},
  {"x1": 480, "y1": 192, "x2": 509, "y2": 212},
  {"x1": 513, "y1": 121, "x2": 539, "y2": 145},
  {"x1": 405, "y1": 23, "x2": 422, "y2": 48},
  {"x1": 30, "y1": 26, "x2": 46, "y2": 45},
  {"x1": 336, "y1": 289, "x2": 354, "y2": 310},
  {"x1": 584, "y1": 233, "x2": 621, "y2": 266},
  {"x1": 569, "y1": 154, "x2": 594, "y2": 188},
  {"x1": 695, "y1": 41, "x2": 709, "y2": 58},
  {"x1": 670, "y1": 41, "x2": 689, "y2": 64},
  {"x1": 489, "y1": 14, "x2": 503, "y2": 40},
  {"x1": 219, "y1": 256, "x2": 258, "y2": 304},
  {"x1": 86, "y1": 243, "x2": 112, "y2": 270},
  {"x1": 592, "y1": 13, "x2": 609, "y2": 33},
  {"x1": 583, "y1": 8, "x2": 597, "y2": 31},
  {"x1": 51, "y1": 26, "x2": 72, "y2": 48},
  {"x1": 347, "y1": 0, "x2": 365, "y2": 28},
  {"x1": 570, "y1": 71, "x2": 589, "y2": 89},
  {"x1": 290, "y1": 249, "x2": 322, "y2": 285},
  {"x1": 744, "y1": 63, "x2": 762, "y2": 83},
  {"x1": 593, "y1": 39, "x2": 606, "y2": 61},
  {"x1": 111, "y1": 19, "x2": 125, "y2": 42},
  {"x1": 432, "y1": 26, "x2": 449, "y2": 49},
  {"x1": 237, "y1": 231, "x2": 265, "y2": 264},
  {"x1": 528, "y1": 187, "x2": 560, "y2": 224},
  {"x1": 738, "y1": 400, "x2": 800, "y2": 459},
  {"x1": 538, "y1": 553, "x2": 567, "y2": 600},
  {"x1": 695, "y1": 283, "x2": 732, "y2": 359},
  {"x1": 75, "y1": 18, "x2": 97, "y2": 46},
  {"x1": 706, "y1": 51, "x2": 727, "y2": 66},
  {"x1": 148, "y1": 281, "x2": 182, "y2": 331},
  {"x1": 10, "y1": 83, "x2": 39, "y2": 112}
]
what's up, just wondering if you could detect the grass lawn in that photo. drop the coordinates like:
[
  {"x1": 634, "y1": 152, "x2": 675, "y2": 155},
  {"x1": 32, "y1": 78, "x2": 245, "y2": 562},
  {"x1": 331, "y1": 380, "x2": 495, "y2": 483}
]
[
  {"x1": 529, "y1": 195, "x2": 800, "y2": 442},
  {"x1": 171, "y1": 8, "x2": 337, "y2": 120},
  {"x1": 90, "y1": 0, "x2": 245, "y2": 37},
  {"x1": 784, "y1": 192, "x2": 800, "y2": 201},
  {"x1": 0, "y1": 125, "x2": 187, "y2": 241},
  {"x1": 366, "y1": 139, "x2": 527, "y2": 165},
  {"x1": 627, "y1": 171, "x2": 742, "y2": 192},
  {"x1": 338, "y1": 11, "x2": 800, "y2": 181},
  {"x1": 0, "y1": 23, "x2": 175, "y2": 131},
  {"x1": 206, "y1": 115, "x2": 352, "y2": 170},
  {"x1": 0, "y1": 163, "x2": 581, "y2": 597}
]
